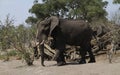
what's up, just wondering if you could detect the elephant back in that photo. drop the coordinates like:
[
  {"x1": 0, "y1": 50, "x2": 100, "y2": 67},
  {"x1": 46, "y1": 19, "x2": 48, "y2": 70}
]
[{"x1": 59, "y1": 19, "x2": 90, "y2": 30}]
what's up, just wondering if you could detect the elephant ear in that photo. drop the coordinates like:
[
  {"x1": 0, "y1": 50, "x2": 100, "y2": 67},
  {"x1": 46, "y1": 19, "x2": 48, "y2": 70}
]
[{"x1": 49, "y1": 16, "x2": 59, "y2": 36}]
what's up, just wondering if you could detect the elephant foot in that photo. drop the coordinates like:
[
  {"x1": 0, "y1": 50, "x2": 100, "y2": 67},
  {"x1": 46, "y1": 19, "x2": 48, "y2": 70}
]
[
  {"x1": 41, "y1": 63, "x2": 45, "y2": 66},
  {"x1": 57, "y1": 61, "x2": 66, "y2": 66},
  {"x1": 88, "y1": 59, "x2": 96, "y2": 63},
  {"x1": 78, "y1": 60, "x2": 86, "y2": 64}
]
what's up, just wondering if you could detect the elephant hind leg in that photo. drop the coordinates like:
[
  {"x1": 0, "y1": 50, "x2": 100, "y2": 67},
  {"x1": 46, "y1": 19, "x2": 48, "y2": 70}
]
[
  {"x1": 79, "y1": 42, "x2": 96, "y2": 64},
  {"x1": 78, "y1": 47, "x2": 87, "y2": 64}
]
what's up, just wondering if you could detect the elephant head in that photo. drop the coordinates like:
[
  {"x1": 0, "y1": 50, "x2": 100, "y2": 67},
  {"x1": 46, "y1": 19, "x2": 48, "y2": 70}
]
[
  {"x1": 36, "y1": 16, "x2": 59, "y2": 42},
  {"x1": 36, "y1": 16, "x2": 59, "y2": 66}
]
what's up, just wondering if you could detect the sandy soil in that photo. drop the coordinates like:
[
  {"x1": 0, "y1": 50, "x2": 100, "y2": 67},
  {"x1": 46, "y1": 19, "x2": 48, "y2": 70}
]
[{"x1": 0, "y1": 53, "x2": 120, "y2": 75}]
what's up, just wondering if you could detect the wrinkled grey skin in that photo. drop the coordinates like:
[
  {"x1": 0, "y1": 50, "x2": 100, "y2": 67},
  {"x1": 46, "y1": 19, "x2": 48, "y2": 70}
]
[{"x1": 36, "y1": 16, "x2": 96, "y2": 66}]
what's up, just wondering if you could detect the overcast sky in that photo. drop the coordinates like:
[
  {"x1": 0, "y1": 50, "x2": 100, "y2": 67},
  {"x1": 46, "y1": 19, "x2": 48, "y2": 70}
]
[
  {"x1": 104, "y1": 0, "x2": 120, "y2": 20},
  {"x1": 0, "y1": 0, "x2": 120, "y2": 25},
  {"x1": 0, "y1": 0, "x2": 42, "y2": 25}
]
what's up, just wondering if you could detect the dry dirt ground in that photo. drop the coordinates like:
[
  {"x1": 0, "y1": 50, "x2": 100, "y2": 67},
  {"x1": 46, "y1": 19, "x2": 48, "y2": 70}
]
[{"x1": 1, "y1": 52, "x2": 120, "y2": 75}]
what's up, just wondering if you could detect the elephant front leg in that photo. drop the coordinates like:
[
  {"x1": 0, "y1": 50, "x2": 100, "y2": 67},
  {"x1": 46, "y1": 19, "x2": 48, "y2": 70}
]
[
  {"x1": 54, "y1": 49, "x2": 66, "y2": 66},
  {"x1": 52, "y1": 37, "x2": 66, "y2": 66}
]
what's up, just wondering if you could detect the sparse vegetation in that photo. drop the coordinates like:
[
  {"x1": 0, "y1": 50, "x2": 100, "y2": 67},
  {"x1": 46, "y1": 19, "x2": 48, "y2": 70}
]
[
  {"x1": 0, "y1": 15, "x2": 36, "y2": 65},
  {"x1": 0, "y1": 0, "x2": 120, "y2": 66}
]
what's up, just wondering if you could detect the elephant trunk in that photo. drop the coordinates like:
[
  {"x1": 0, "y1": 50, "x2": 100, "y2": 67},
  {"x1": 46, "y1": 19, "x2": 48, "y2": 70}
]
[{"x1": 39, "y1": 40, "x2": 45, "y2": 66}]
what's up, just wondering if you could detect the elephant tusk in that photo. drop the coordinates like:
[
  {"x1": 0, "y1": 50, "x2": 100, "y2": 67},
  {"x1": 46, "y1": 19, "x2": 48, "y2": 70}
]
[
  {"x1": 40, "y1": 40, "x2": 45, "y2": 45},
  {"x1": 35, "y1": 42, "x2": 39, "y2": 47}
]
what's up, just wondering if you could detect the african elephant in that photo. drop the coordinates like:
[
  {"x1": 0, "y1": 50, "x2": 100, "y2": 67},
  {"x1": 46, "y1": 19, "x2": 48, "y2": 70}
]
[{"x1": 36, "y1": 16, "x2": 96, "y2": 66}]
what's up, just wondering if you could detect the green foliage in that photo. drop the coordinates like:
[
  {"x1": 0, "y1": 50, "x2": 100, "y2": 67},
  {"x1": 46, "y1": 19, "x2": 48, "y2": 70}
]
[
  {"x1": 113, "y1": 0, "x2": 120, "y2": 4},
  {"x1": 0, "y1": 50, "x2": 21, "y2": 60},
  {"x1": 0, "y1": 14, "x2": 15, "y2": 50},
  {"x1": 65, "y1": 0, "x2": 108, "y2": 20},
  {"x1": 11, "y1": 25, "x2": 35, "y2": 65},
  {"x1": 25, "y1": 16, "x2": 38, "y2": 25},
  {"x1": 7, "y1": 50, "x2": 17, "y2": 56},
  {"x1": 22, "y1": 51, "x2": 33, "y2": 66},
  {"x1": 0, "y1": 55, "x2": 5, "y2": 60},
  {"x1": 26, "y1": 0, "x2": 108, "y2": 24},
  {"x1": 0, "y1": 15, "x2": 36, "y2": 65}
]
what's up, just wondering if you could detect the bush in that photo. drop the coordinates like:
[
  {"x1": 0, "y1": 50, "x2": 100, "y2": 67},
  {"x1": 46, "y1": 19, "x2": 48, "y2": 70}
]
[
  {"x1": 8, "y1": 50, "x2": 17, "y2": 56},
  {"x1": 0, "y1": 55, "x2": 5, "y2": 60}
]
